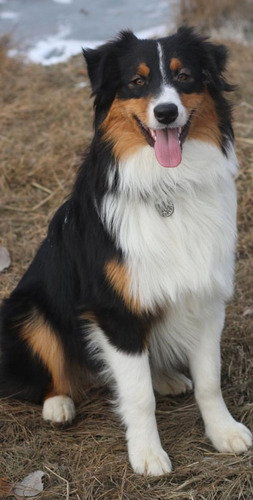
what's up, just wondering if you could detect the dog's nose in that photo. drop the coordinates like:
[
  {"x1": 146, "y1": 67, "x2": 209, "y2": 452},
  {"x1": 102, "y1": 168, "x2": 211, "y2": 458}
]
[{"x1": 154, "y1": 103, "x2": 179, "y2": 125}]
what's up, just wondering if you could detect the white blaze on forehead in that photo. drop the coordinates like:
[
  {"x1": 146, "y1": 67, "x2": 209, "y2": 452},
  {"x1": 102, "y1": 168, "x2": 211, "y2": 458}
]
[
  {"x1": 155, "y1": 43, "x2": 187, "y2": 129},
  {"x1": 148, "y1": 86, "x2": 188, "y2": 130},
  {"x1": 157, "y1": 42, "x2": 167, "y2": 83}
]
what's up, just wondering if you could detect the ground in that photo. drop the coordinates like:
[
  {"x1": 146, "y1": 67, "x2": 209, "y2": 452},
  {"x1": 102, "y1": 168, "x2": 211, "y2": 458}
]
[{"x1": 0, "y1": 36, "x2": 253, "y2": 499}]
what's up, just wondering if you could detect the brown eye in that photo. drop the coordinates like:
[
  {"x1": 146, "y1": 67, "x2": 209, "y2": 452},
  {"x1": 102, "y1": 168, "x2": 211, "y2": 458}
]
[
  {"x1": 130, "y1": 76, "x2": 145, "y2": 86},
  {"x1": 177, "y1": 72, "x2": 189, "y2": 81},
  {"x1": 177, "y1": 70, "x2": 192, "y2": 82}
]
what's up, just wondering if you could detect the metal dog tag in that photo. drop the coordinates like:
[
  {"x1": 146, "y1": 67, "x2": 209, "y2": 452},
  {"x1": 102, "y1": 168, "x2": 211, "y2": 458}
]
[{"x1": 155, "y1": 200, "x2": 174, "y2": 217}]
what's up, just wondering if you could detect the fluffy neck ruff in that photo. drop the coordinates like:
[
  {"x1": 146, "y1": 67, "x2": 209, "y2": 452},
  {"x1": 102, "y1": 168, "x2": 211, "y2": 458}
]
[{"x1": 107, "y1": 139, "x2": 238, "y2": 201}]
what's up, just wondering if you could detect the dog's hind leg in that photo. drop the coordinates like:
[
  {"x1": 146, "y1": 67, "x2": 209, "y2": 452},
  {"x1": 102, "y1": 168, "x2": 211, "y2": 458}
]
[
  {"x1": 23, "y1": 316, "x2": 78, "y2": 424},
  {"x1": 21, "y1": 312, "x2": 77, "y2": 424},
  {"x1": 152, "y1": 370, "x2": 193, "y2": 396},
  {"x1": 3, "y1": 307, "x2": 75, "y2": 422}
]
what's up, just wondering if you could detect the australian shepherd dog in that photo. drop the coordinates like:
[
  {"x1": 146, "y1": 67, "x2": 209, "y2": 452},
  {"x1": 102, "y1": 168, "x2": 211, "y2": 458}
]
[{"x1": 0, "y1": 27, "x2": 252, "y2": 475}]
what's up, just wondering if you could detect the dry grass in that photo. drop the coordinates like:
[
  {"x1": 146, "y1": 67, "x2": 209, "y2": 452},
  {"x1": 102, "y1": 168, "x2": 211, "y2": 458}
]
[
  {"x1": 0, "y1": 35, "x2": 253, "y2": 499},
  {"x1": 178, "y1": 0, "x2": 253, "y2": 31}
]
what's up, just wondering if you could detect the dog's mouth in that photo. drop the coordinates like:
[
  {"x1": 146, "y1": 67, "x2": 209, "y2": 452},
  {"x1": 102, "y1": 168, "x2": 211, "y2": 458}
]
[{"x1": 134, "y1": 113, "x2": 193, "y2": 168}]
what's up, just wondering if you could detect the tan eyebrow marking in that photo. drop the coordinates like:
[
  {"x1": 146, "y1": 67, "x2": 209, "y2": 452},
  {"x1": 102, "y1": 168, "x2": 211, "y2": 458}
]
[
  {"x1": 137, "y1": 62, "x2": 150, "y2": 77},
  {"x1": 170, "y1": 57, "x2": 183, "y2": 72}
]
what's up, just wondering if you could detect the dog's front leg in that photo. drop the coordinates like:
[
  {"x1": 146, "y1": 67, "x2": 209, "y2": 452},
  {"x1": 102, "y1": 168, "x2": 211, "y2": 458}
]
[
  {"x1": 189, "y1": 302, "x2": 252, "y2": 453},
  {"x1": 96, "y1": 332, "x2": 171, "y2": 476}
]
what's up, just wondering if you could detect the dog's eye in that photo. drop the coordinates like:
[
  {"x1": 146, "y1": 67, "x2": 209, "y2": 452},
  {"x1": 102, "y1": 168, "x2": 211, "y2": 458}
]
[
  {"x1": 177, "y1": 73, "x2": 188, "y2": 81},
  {"x1": 130, "y1": 76, "x2": 146, "y2": 87},
  {"x1": 177, "y1": 70, "x2": 192, "y2": 82}
]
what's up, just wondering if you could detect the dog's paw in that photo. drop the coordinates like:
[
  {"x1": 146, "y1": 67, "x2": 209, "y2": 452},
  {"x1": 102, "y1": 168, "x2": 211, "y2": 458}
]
[
  {"x1": 206, "y1": 420, "x2": 252, "y2": 454},
  {"x1": 129, "y1": 446, "x2": 172, "y2": 476},
  {"x1": 153, "y1": 372, "x2": 193, "y2": 396},
  {"x1": 42, "y1": 395, "x2": 76, "y2": 424}
]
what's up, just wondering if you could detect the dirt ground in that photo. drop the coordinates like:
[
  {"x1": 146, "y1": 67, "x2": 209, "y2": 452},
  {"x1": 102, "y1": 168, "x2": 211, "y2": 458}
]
[{"x1": 0, "y1": 33, "x2": 253, "y2": 499}]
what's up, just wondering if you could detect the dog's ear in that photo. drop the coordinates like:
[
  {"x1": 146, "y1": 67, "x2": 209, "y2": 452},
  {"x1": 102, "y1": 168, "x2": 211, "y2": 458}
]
[
  {"x1": 82, "y1": 43, "x2": 115, "y2": 95},
  {"x1": 83, "y1": 31, "x2": 137, "y2": 95},
  {"x1": 209, "y1": 43, "x2": 228, "y2": 74},
  {"x1": 83, "y1": 31, "x2": 138, "y2": 127},
  {"x1": 202, "y1": 42, "x2": 234, "y2": 92},
  {"x1": 176, "y1": 27, "x2": 233, "y2": 92}
]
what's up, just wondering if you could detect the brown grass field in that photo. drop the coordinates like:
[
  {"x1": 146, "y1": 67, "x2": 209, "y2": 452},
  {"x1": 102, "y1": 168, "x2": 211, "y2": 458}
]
[
  {"x1": 179, "y1": 0, "x2": 253, "y2": 30},
  {"x1": 0, "y1": 30, "x2": 253, "y2": 500}
]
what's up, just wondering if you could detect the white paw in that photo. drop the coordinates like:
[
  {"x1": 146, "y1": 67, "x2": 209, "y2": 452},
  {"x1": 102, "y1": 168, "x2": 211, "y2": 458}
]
[
  {"x1": 42, "y1": 395, "x2": 76, "y2": 424},
  {"x1": 153, "y1": 372, "x2": 193, "y2": 396},
  {"x1": 129, "y1": 446, "x2": 172, "y2": 476},
  {"x1": 206, "y1": 420, "x2": 252, "y2": 454}
]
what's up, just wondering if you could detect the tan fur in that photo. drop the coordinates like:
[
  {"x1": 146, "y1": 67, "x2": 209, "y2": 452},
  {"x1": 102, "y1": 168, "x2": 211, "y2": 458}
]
[
  {"x1": 137, "y1": 62, "x2": 150, "y2": 77},
  {"x1": 102, "y1": 97, "x2": 151, "y2": 160},
  {"x1": 21, "y1": 312, "x2": 71, "y2": 396},
  {"x1": 21, "y1": 311, "x2": 87, "y2": 402},
  {"x1": 180, "y1": 92, "x2": 204, "y2": 111},
  {"x1": 170, "y1": 57, "x2": 183, "y2": 72},
  {"x1": 81, "y1": 311, "x2": 98, "y2": 323},
  {"x1": 187, "y1": 91, "x2": 222, "y2": 148},
  {"x1": 105, "y1": 259, "x2": 142, "y2": 314}
]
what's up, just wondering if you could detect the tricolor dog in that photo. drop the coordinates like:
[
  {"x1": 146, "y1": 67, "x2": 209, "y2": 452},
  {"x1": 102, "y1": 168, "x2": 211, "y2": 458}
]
[{"x1": 0, "y1": 27, "x2": 252, "y2": 475}]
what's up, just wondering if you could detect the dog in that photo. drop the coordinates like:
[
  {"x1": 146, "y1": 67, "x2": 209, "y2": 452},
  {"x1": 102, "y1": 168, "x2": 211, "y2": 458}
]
[{"x1": 0, "y1": 27, "x2": 252, "y2": 476}]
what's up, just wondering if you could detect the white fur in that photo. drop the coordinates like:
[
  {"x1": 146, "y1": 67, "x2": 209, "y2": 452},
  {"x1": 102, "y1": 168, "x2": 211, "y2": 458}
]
[
  {"x1": 98, "y1": 137, "x2": 252, "y2": 473},
  {"x1": 150, "y1": 296, "x2": 252, "y2": 451},
  {"x1": 102, "y1": 140, "x2": 238, "y2": 310},
  {"x1": 150, "y1": 43, "x2": 188, "y2": 129},
  {"x1": 157, "y1": 42, "x2": 167, "y2": 83},
  {"x1": 148, "y1": 85, "x2": 188, "y2": 130},
  {"x1": 86, "y1": 326, "x2": 172, "y2": 475},
  {"x1": 188, "y1": 301, "x2": 252, "y2": 453},
  {"x1": 152, "y1": 371, "x2": 193, "y2": 396},
  {"x1": 42, "y1": 395, "x2": 75, "y2": 423}
]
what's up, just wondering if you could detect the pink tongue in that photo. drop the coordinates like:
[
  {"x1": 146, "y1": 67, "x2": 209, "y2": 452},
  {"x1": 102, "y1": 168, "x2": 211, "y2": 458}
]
[{"x1": 154, "y1": 128, "x2": 182, "y2": 168}]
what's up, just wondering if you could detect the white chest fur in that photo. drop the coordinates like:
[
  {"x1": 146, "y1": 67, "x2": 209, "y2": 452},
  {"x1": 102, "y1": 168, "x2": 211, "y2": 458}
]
[{"x1": 101, "y1": 140, "x2": 238, "y2": 312}]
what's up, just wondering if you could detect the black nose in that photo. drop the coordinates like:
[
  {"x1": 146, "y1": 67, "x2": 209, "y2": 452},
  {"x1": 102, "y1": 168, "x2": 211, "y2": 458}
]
[{"x1": 154, "y1": 103, "x2": 179, "y2": 125}]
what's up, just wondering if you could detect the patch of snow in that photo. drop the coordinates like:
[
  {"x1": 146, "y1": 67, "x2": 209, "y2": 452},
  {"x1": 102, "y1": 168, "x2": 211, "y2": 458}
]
[
  {"x1": 0, "y1": 11, "x2": 19, "y2": 20},
  {"x1": 52, "y1": 0, "x2": 73, "y2": 4},
  {"x1": 136, "y1": 24, "x2": 171, "y2": 39},
  {"x1": 24, "y1": 23, "x2": 171, "y2": 66}
]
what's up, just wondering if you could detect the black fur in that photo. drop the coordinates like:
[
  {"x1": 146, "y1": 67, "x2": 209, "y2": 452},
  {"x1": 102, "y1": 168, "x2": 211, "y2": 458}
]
[
  {"x1": 0, "y1": 134, "x2": 151, "y2": 402},
  {"x1": 0, "y1": 27, "x2": 234, "y2": 404}
]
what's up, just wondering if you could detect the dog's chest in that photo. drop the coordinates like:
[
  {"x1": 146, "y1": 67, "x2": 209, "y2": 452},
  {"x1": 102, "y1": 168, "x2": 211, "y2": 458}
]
[
  {"x1": 105, "y1": 180, "x2": 236, "y2": 311},
  {"x1": 101, "y1": 142, "x2": 238, "y2": 311}
]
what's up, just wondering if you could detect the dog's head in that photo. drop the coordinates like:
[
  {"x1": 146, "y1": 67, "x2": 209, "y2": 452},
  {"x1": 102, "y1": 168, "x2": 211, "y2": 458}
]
[{"x1": 83, "y1": 27, "x2": 233, "y2": 167}]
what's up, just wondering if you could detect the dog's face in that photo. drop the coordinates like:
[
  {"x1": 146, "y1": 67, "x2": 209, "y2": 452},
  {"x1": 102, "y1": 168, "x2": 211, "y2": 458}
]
[{"x1": 83, "y1": 28, "x2": 231, "y2": 167}]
